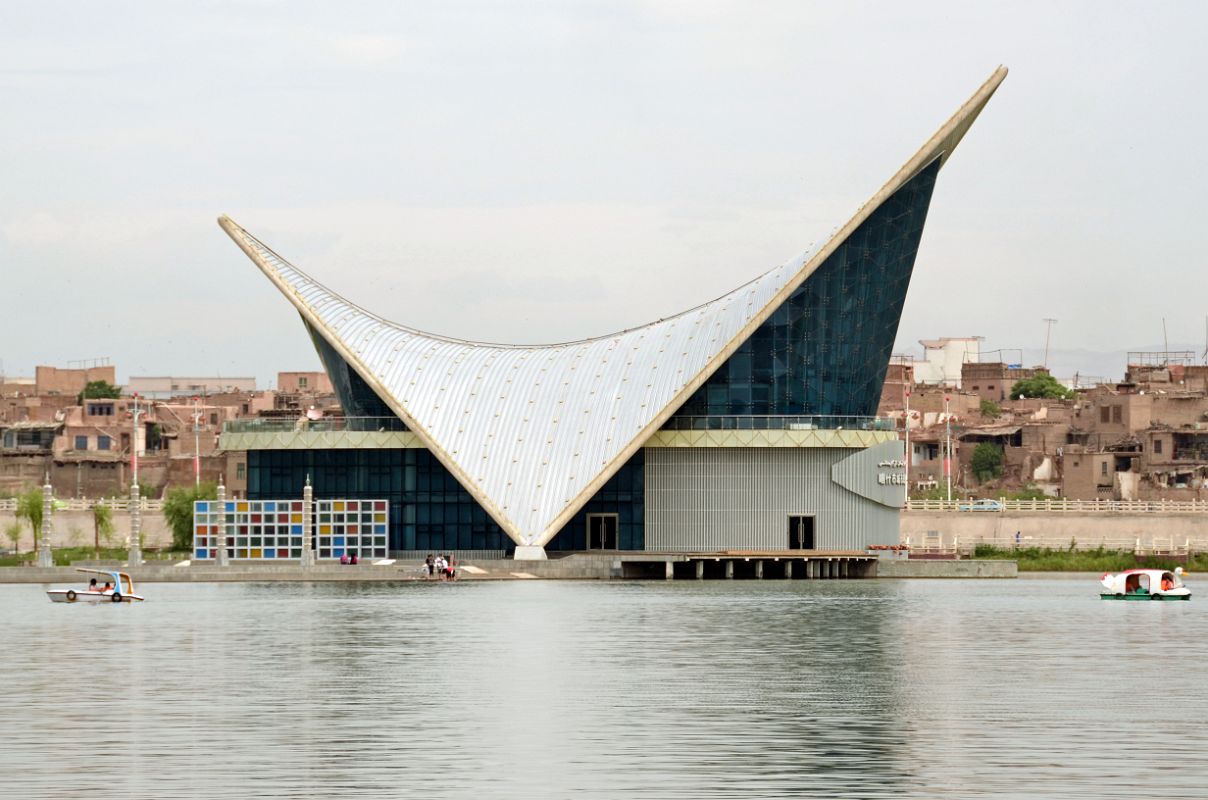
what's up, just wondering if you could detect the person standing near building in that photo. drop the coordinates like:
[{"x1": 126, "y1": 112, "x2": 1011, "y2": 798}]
[{"x1": 425, "y1": 553, "x2": 434, "y2": 578}]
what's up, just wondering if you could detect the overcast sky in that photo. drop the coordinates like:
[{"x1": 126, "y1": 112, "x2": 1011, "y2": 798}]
[{"x1": 2, "y1": 1, "x2": 1204, "y2": 387}]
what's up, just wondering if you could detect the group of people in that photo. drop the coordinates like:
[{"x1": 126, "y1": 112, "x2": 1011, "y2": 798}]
[
  {"x1": 423, "y1": 553, "x2": 457, "y2": 581},
  {"x1": 87, "y1": 578, "x2": 112, "y2": 593},
  {"x1": 338, "y1": 552, "x2": 360, "y2": 565}
]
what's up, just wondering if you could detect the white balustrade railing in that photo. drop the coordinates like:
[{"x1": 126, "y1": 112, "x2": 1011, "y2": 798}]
[
  {"x1": 906, "y1": 498, "x2": 1208, "y2": 514},
  {"x1": 0, "y1": 497, "x2": 163, "y2": 512}
]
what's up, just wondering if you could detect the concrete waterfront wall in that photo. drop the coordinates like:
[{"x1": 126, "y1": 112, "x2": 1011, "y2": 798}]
[
  {"x1": 0, "y1": 509, "x2": 173, "y2": 551},
  {"x1": 878, "y1": 559, "x2": 1017, "y2": 578},
  {"x1": 902, "y1": 511, "x2": 1208, "y2": 550}
]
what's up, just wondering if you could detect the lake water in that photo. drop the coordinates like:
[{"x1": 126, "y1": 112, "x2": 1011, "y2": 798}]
[{"x1": 1, "y1": 577, "x2": 1204, "y2": 799}]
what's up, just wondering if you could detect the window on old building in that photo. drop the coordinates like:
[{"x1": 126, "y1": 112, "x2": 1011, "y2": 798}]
[
  {"x1": 1100, "y1": 406, "x2": 1111, "y2": 424},
  {"x1": 74, "y1": 435, "x2": 88, "y2": 450},
  {"x1": 87, "y1": 403, "x2": 114, "y2": 417},
  {"x1": 1112, "y1": 406, "x2": 1122, "y2": 424},
  {"x1": 236, "y1": 462, "x2": 246, "y2": 480},
  {"x1": 97, "y1": 435, "x2": 111, "y2": 451},
  {"x1": 298, "y1": 376, "x2": 308, "y2": 389},
  {"x1": 210, "y1": 413, "x2": 219, "y2": 426},
  {"x1": 1155, "y1": 439, "x2": 1163, "y2": 455},
  {"x1": 1100, "y1": 462, "x2": 1108, "y2": 476}
]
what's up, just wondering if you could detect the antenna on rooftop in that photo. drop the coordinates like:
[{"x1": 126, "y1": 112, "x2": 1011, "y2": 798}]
[
  {"x1": 1201, "y1": 316, "x2": 1207, "y2": 365},
  {"x1": 1042, "y1": 318, "x2": 1058, "y2": 368},
  {"x1": 1163, "y1": 318, "x2": 1170, "y2": 366}
]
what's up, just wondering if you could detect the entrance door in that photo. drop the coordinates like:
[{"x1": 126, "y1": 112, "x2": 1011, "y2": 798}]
[
  {"x1": 788, "y1": 515, "x2": 815, "y2": 550},
  {"x1": 586, "y1": 513, "x2": 619, "y2": 550}
]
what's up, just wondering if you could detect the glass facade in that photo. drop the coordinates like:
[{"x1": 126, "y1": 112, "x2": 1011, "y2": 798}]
[
  {"x1": 306, "y1": 320, "x2": 401, "y2": 426},
  {"x1": 248, "y1": 448, "x2": 510, "y2": 552},
  {"x1": 673, "y1": 159, "x2": 940, "y2": 420},
  {"x1": 546, "y1": 451, "x2": 644, "y2": 551},
  {"x1": 247, "y1": 447, "x2": 644, "y2": 553}
]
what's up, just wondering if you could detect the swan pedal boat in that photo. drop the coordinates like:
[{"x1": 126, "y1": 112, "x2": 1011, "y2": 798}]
[
  {"x1": 47, "y1": 568, "x2": 145, "y2": 604},
  {"x1": 1100, "y1": 568, "x2": 1190, "y2": 601}
]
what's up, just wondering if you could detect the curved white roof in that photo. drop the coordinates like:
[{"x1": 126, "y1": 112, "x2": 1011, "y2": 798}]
[{"x1": 220, "y1": 67, "x2": 1006, "y2": 547}]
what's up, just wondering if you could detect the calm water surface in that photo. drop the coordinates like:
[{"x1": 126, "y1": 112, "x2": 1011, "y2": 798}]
[{"x1": 1, "y1": 578, "x2": 1204, "y2": 799}]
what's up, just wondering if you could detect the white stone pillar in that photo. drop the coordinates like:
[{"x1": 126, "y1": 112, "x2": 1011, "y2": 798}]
[
  {"x1": 300, "y1": 475, "x2": 315, "y2": 567},
  {"x1": 128, "y1": 481, "x2": 143, "y2": 566},
  {"x1": 513, "y1": 545, "x2": 547, "y2": 561},
  {"x1": 215, "y1": 478, "x2": 229, "y2": 567},
  {"x1": 36, "y1": 474, "x2": 54, "y2": 568}
]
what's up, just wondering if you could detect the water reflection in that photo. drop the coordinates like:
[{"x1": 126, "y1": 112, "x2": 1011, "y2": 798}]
[{"x1": 1, "y1": 579, "x2": 1204, "y2": 798}]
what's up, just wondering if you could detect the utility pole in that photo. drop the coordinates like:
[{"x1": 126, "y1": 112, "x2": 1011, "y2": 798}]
[{"x1": 1042, "y1": 318, "x2": 1058, "y2": 369}]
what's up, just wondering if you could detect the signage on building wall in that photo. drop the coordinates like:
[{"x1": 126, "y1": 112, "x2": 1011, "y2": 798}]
[
  {"x1": 877, "y1": 459, "x2": 907, "y2": 486},
  {"x1": 831, "y1": 441, "x2": 908, "y2": 509}
]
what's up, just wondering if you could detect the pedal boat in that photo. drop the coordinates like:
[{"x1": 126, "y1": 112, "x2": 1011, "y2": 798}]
[
  {"x1": 1100, "y1": 568, "x2": 1190, "y2": 601},
  {"x1": 47, "y1": 568, "x2": 145, "y2": 603}
]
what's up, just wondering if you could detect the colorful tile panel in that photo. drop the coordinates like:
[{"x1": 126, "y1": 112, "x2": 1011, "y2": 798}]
[{"x1": 192, "y1": 498, "x2": 388, "y2": 561}]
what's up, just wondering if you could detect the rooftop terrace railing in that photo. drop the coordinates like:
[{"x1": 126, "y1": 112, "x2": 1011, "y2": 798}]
[
  {"x1": 661, "y1": 415, "x2": 886, "y2": 432},
  {"x1": 224, "y1": 414, "x2": 891, "y2": 435},
  {"x1": 224, "y1": 416, "x2": 408, "y2": 434}
]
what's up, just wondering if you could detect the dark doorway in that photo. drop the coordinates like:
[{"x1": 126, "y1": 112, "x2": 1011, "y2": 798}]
[
  {"x1": 788, "y1": 515, "x2": 815, "y2": 550},
  {"x1": 587, "y1": 514, "x2": 619, "y2": 550}
]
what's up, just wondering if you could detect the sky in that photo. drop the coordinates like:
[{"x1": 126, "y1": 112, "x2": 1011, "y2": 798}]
[{"x1": 2, "y1": 1, "x2": 1205, "y2": 388}]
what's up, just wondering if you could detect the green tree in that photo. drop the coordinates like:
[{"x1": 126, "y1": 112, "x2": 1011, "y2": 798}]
[
  {"x1": 93, "y1": 503, "x2": 115, "y2": 559},
  {"x1": 162, "y1": 482, "x2": 217, "y2": 551},
  {"x1": 146, "y1": 423, "x2": 163, "y2": 452},
  {"x1": 15, "y1": 488, "x2": 46, "y2": 549},
  {"x1": 4, "y1": 521, "x2": 22, "y2": 554},
  {"x1": 970, "y1": 442, "x2": 1004, "y2": 482},
  {"x1": 979, "y1": 399, "x2": 1002, "y2": 418},
  {"x1": 77, "y1": 380, "x2": 122, "y2": 403},
  {"x1": 1009, "y1": 373, "x2": 1073, "y2": 400}
]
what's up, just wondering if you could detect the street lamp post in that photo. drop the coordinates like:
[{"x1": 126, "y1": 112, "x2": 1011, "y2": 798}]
[
  {"x1": 129, "y1": 393, "x2": 143, "y2": 566},
  {"x1": 944, "y1": 394, "x2": 953, "y2": 503},
  {"x1": 904, "y1": 390, "x2": 912, "y2": 498},
  {"x1": 192, "y1": 396, "x2": 201, "y2": 488}
]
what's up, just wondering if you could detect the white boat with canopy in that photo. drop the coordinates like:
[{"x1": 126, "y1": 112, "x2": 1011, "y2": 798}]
[{"x1": 46, "y1": 568, "x2": 146, "y2": 603}]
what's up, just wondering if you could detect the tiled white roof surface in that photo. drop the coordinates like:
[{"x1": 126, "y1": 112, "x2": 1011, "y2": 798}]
[{"x1": 221, "y1": 67, "x2": 1006, "y2": 547}]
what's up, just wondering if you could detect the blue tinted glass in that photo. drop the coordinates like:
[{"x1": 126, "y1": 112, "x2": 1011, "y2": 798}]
[{"x1": 674, "y1": 159, "x2": 940, "y2": 419}]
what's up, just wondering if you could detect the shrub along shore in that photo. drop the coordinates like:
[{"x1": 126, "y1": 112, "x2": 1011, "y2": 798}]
[{"x1": 974, "y1": 544, "x2": 1207, "y2": 572}]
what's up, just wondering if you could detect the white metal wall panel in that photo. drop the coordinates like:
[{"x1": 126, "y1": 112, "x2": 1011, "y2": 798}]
[{"x1": 644, "y1": 447, "x2": 900, "y2": 551}]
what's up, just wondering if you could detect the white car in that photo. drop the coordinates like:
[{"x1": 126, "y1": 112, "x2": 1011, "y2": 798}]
[{"x1": 957, "y1": 499, "x2": 1003, "y2": 512}]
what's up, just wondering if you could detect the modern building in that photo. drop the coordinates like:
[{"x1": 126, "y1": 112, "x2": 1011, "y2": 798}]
[
  {"x1": 127, "y1": 376, "x2": 257, "y2": 399},
  {"x1": 911, "y1": 337, "x2": 982, "y2": 387},
  {"x1": 217, "y1": 68, "x2": 1006, "y2": 560}
]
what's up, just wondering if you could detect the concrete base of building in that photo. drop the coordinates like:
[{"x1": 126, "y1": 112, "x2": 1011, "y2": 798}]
[{"x1": 513, "y1": 546, "x2": 548, "y2": 561}]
